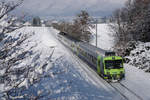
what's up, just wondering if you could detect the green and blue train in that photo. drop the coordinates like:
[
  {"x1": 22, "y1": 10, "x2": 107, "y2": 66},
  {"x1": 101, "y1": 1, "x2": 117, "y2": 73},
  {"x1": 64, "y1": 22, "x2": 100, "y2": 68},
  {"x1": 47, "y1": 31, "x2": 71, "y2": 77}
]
[{"x1": 58, "y1": 32, "x2": 125, "y2": 81}]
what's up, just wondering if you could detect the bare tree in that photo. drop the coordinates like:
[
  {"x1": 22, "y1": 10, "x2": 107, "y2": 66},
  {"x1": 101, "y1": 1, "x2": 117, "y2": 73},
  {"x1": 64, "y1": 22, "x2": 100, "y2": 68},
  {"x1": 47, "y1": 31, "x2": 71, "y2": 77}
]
[
  {"x1": 73, "y1": 10, "x2": 94, "y2": 42},
  {"x1": 0, "y1": 0, "x2": 23, "y2": 19},
  {"x1": 54, "y1": 10, "x2": 94, "y2": 42},
  {"x1": 109, "y1": 0, "x2": 150, "y2": 56},
  {"x1": 0, "y1": 0, "x2": 24, "y2": 41}
]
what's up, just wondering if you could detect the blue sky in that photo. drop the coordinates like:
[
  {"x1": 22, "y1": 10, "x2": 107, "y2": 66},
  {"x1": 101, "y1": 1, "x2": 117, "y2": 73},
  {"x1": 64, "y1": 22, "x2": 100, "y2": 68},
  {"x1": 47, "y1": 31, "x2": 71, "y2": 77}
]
[{"x1": 8, "y1": 0, "x2": 127, "y2": 20}]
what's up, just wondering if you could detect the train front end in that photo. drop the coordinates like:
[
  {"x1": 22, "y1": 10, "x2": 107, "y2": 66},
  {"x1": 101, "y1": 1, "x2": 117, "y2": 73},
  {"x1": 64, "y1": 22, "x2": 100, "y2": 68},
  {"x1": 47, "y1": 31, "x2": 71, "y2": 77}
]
[{"x1": 103, "y1": 56, "x2": 125, "y2": 81}]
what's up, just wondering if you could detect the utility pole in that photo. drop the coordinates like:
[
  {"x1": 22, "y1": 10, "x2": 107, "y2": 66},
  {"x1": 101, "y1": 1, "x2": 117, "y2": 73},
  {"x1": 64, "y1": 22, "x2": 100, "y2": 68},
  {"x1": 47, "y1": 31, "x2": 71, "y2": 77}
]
[{"x1": 96, "y1": 19, "x2": 98, "y2": 48}]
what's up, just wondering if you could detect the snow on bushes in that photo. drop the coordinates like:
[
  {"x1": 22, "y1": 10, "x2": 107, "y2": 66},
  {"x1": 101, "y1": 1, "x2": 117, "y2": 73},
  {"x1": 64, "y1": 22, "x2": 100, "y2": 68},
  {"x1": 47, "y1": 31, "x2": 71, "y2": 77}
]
[
  {"x1": 126, "y1": 42, "x2": 150, "y2": 72},
  {"x1": 0, "y1": 27, "x2": 56, "y2": 99}
]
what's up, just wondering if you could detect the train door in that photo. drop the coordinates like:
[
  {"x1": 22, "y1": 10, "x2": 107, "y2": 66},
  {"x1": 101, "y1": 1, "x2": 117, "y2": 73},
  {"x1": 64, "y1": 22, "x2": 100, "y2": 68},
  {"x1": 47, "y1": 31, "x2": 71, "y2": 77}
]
[
  {"x1": 97, "y1": 56, "x2": 101, "y2": 75},
  {"x1": 100, "y1": 57, "x2": 104, "y2": 75}
]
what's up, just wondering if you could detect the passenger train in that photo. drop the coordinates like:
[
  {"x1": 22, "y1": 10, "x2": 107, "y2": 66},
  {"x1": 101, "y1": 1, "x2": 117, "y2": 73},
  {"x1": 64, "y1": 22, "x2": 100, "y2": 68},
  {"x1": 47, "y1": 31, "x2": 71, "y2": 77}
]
[{"x1": 58, "y1": 32, "x2": 125, "y2": 82}]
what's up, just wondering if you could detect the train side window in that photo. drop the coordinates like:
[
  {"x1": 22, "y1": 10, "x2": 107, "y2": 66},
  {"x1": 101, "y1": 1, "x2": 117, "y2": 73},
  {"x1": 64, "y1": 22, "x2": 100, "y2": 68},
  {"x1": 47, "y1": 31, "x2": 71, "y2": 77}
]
[
  {"x1": 88, "y1": 53, "x2": 90, "y2": 58},
  {"x1": 83, "y1": 51, "x2": 85, "y2": 56},
  {"x1": 89, "y1": 55, "x2": 92, "y2": 59},
  {"x1": 89, "y1": 54, "x2": 91, "y2": 59},
  {"x1": 93, "y1": 57, "x2": 96, "y2": 64},
  {"x1": 92, "y1": 57, "x2": 94, "y2": 63},
  {"x1": 92, "y1": 56, "x2": 94, "y2": 63},
  {"x1": 86, "y1": 52, "x2": 88, "y2": 58},
  {"x1": 94, "y1": 57, "x2": 96, "y2": 63}
]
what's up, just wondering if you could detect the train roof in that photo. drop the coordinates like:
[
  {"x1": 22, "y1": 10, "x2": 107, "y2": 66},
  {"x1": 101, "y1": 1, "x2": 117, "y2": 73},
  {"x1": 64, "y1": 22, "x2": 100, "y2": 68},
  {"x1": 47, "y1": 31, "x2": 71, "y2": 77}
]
[
  {"x1": 78, "y1": 42, "x2": 115, "y2": 57},
  {"x1": 58, "y1": 32, "x2": 115, "y2": 57},
  {"x1": 58, "y1": 32, "x2": 79, "y2": 42}
]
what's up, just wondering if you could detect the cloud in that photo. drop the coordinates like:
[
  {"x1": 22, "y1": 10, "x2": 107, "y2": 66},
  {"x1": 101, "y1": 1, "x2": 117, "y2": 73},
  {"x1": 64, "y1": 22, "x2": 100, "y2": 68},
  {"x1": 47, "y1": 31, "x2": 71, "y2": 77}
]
[{"x1": 11, "y1": 0, "x2": 128, "y2": 19}]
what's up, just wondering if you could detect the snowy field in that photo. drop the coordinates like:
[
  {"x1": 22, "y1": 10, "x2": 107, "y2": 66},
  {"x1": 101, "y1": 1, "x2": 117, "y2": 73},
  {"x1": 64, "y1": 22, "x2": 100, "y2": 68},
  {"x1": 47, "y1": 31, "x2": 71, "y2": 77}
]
[
  {"x1": 0, "y1": 26, "x2": 125, "y2": 99},
  {"x1": 91, "y1": 23, "x2": 150, "y2": 100}
]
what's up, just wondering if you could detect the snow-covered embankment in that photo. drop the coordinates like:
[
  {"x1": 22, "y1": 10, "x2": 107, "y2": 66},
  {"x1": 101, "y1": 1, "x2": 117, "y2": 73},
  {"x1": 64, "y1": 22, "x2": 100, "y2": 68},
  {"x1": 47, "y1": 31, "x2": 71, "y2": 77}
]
[{"x1": 0, "y1": 26, "x2": 125, "y2": 99}]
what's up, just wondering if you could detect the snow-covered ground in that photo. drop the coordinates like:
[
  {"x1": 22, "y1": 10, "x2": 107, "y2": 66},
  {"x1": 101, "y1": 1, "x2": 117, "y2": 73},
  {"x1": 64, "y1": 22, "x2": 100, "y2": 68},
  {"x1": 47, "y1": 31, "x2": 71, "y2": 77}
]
[
  {"x1": 0, "y1": 26, "x2": 125, "y2": 99},
  {"x1": 1, "y1": 23, "x2": 150, "y2": 100},
  {"x1": 122, "y1": 64, "x2": 150, "y2": 100},
  {"x1": 91, "y1": 23, "x2": 150, "y2": 100}
]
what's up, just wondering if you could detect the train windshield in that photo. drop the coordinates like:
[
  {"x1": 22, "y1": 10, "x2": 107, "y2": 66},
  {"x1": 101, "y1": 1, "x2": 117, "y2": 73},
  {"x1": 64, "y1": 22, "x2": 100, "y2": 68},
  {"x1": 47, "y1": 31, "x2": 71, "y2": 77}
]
[{"x1": 105, "y1": 60, "x2": 123, "y2": 69}]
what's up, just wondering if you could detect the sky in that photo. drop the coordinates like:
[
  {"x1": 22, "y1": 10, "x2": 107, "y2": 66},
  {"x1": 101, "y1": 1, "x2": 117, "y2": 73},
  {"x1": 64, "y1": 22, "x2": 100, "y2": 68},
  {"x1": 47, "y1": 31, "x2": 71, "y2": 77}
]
[{"x1": 7, "y1": 0, "x2": 128, "y2": 20}]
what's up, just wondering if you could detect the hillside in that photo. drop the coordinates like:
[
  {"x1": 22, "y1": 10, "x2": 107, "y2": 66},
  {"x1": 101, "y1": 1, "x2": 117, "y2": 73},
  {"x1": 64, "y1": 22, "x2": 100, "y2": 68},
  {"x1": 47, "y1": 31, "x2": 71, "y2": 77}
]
[{"x1": 0, "y1": 26, "x2": 124, "y2": 99}]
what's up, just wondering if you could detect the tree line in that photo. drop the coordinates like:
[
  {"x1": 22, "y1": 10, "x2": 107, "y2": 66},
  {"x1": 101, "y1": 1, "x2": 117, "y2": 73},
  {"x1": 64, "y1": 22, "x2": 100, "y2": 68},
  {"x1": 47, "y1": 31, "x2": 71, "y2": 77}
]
[
  {"x1": 52, "y1": 10, "x2": 95, "y2": 42},
  {"x1": 110, "y1": 0, "x2": 150, "y2": 56}
]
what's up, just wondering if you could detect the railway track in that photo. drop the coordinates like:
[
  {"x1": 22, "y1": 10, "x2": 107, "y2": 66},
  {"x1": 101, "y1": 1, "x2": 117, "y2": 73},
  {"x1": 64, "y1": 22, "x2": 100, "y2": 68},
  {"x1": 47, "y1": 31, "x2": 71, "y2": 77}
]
[
  {"x1": 109, "y1": 82, "x2": 143, "y2": 100},
  {"x1": 119, "y1": 82, "x2": 143, "y2": 100},
  {"x1": 71, "y1": 49, "x2": 143, "y2": 100},
  {"x1": 67, "y1": 47, "x2": 128, "y2": 100},
  {"x1": 67, "y1": 47, "x2": 143, "y2": 100},
  {"x1": 57, "y1": 35, "x2": 143, "y2": 100}
]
